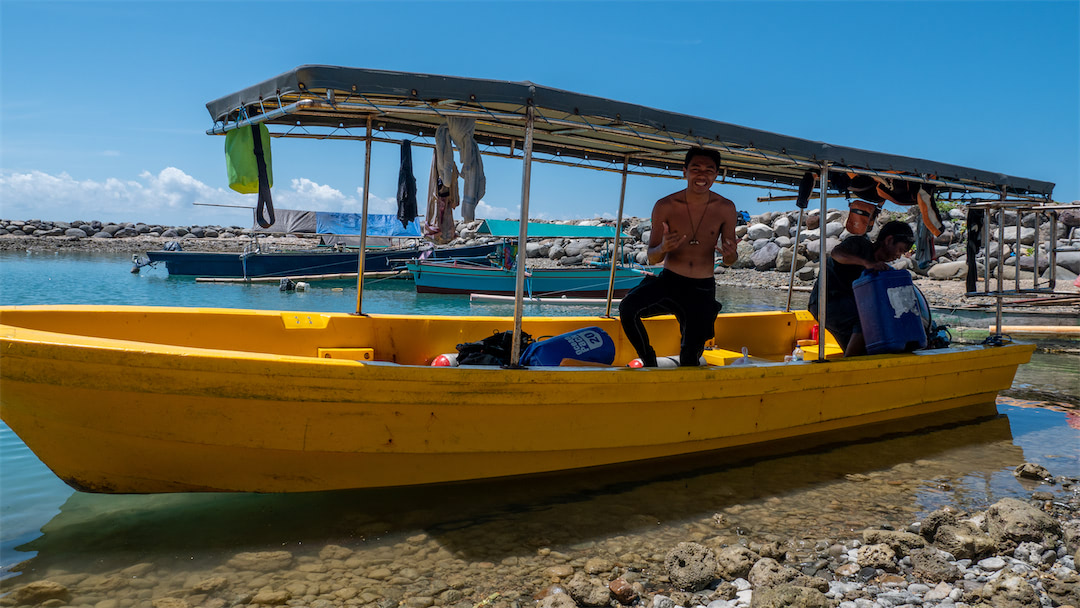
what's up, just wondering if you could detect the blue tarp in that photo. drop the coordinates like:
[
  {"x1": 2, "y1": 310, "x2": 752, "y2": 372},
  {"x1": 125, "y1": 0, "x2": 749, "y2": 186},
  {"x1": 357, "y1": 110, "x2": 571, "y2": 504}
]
[{"x1": 316, "y1": 212, "x2": 422, "y2": 237}]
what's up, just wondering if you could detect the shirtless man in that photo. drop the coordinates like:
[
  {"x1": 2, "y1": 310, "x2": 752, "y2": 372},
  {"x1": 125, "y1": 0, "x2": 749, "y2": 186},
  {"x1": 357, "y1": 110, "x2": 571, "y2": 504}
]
[{"x1": 619, "y1": 147, "x2": 738, "y2": 367}]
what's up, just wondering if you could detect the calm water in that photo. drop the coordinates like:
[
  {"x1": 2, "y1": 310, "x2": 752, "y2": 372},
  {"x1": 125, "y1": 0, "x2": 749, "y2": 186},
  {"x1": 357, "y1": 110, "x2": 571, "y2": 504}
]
[{"x1": 0, "y1": 250, "x2": 1077, "y2": 591}]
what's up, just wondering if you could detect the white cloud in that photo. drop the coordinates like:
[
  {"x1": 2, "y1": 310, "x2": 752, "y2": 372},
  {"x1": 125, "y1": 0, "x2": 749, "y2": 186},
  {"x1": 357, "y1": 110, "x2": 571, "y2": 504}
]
[
  {"x1": 473, "y1": 199, "x2": 514, "y2": 220},
  {"x1": 0, "y1": 169, "x2": 400, "y2": 226}
]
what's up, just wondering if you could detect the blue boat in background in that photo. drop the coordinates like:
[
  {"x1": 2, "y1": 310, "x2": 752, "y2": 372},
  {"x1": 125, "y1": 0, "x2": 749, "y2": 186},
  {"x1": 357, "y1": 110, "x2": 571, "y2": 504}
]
[{"x1": 138, "y1": 209, "x2": 498, "y2": 278}]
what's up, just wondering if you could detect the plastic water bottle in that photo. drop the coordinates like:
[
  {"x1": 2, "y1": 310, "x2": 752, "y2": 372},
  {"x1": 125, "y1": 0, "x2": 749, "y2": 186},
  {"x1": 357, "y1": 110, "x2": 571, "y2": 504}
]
[{"x1": 792, "y1": 345, "x2": 804, "y2": 361}]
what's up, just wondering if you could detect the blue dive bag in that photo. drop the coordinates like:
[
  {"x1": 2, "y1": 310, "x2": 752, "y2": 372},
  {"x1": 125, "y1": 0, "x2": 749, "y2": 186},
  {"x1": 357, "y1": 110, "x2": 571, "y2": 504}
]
[
  {"x1": 853, "y1": 269, "x2": 927, "y2": 355},
  {"x1": 520, "y1": 326, "x2": 615, "y2": 366}
]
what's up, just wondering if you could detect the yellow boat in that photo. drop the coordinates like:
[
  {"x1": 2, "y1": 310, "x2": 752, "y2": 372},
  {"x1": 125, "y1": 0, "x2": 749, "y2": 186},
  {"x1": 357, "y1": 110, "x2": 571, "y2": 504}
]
[
  {"x1": 0, "y1": 66, "x2": 1055, "y2": 493},
  {"x1": 0, "y1": 305, "x2": 1034, "y2": 493}
]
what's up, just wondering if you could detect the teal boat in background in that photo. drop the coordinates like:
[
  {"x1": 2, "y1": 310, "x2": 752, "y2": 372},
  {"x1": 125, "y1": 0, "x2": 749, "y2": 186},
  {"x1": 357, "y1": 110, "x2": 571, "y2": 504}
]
[{"x1": 407, "y1": 258, "x2": 650, "y2": 297}]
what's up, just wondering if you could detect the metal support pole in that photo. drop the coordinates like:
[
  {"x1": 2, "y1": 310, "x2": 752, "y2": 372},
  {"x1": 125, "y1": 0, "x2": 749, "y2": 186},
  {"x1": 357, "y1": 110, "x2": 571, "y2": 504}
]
[
  {"x1": 995, "y1": 195, "x2": 1005, "y2": 335},
  {"x1": 510, "y1": 103, "x2": 535, "y2": 367},
  {"x1": 354, "y1": 116, "x2": 373, "y2": 315},
  {"x1": 785, "y1": 208, "x2": 804, "y2": 312},
  {"x1": 982, "y1": 204, "x2": 990, "y2": 294},
  {"x1": 1033, "y1": 208, "x2": 1041, "y2": 291},
  {"x1": 815, "y1": 163, "x2": 830, "y2": 361},
  {"x1": 1014, "y1": 205, "x2": 1022, "y2": 294},
  {"x1": 605, "y1": 155, "x2": 630, "y2": 317},
  {"x1": 1049, "y1": 212, "x2": 1058, "y2": 290}
]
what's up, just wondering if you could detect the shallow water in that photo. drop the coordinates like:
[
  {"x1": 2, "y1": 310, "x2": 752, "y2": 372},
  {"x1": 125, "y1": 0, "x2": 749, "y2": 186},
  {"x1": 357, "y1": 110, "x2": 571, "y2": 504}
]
[{"x1": 0, "y1": 251, "x2": 1076, "y2": 603}]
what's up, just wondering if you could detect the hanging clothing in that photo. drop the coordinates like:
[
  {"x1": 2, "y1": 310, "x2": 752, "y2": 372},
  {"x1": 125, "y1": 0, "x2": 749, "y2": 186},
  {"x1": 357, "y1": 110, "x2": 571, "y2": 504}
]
[
  {"x1": 913, "y1": 207, "x2": 936, "y2": 270},
  {"x1": 966, "y1": 208, "x2": 985, "y2": 292},
  {"x1": 424, "y1": 128, "x2": 460, "y2": 245},
  {"x1": 396, "y1": 140, "x2": 418, "y2": 229},
  {"x1": 446, "y1": 117, "x2": 485, "y2": 222}
]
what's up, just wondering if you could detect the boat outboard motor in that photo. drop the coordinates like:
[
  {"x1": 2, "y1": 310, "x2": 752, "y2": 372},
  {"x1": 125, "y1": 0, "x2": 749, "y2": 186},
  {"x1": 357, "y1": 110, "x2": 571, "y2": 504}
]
[{"x1": 914, "y1": 284, "x2": 951, "y2": 349}]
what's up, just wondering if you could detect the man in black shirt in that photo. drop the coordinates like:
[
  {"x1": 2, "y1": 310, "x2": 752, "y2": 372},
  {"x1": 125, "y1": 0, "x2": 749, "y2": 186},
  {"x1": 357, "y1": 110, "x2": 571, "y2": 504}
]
[{"x1": 808, "y1": 221, "x2": 915, "y2": 356}]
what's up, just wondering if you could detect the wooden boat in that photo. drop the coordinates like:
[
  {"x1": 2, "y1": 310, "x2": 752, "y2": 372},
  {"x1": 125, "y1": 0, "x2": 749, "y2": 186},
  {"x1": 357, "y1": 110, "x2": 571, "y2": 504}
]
[
  {"x1": 0, "y1": 305, "x2": 1034, "y2": 493},
  {"x1": 0, "y1": 65, "x2": 1055, "y2": 493},
  {"x1": 408, "y1": 259, "x2": 647, "y2": 297},
  {"x1": 145, "y1": 241, "x2": 498, "y2": 278}
]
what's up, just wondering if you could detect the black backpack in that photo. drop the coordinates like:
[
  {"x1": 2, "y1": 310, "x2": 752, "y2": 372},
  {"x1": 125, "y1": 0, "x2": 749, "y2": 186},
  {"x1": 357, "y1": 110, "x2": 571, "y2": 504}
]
[{"x1": 456, "y1": 330, "x2": 534, "y2": 366}]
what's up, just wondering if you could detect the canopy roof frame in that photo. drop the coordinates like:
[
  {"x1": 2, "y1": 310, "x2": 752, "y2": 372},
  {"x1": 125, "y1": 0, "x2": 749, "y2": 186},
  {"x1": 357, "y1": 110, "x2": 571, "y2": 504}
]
[{"x1": 206, "y1": 65, "x2": 1055, "y2": 201}]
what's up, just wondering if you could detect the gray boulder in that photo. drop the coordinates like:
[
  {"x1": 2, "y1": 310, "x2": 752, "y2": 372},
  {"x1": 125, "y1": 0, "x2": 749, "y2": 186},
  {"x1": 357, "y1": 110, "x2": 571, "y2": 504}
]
[
  {"x1": 64, "y1": 228, "x2": 88, "y2": 238},
  {"x1": 775, "y1": 248, "x2": 807, "y2": 273},
  {"x1": 862, "y1": 529, "x2": 927, "y2": 556},
  {"x1": 976, "y1": 572, "x2": 1038, "y2": 608},
  {"x1": 746, "y1": 223, "x2": 774, "y2": 241},
  {"x1": 928, "y1": 260, "x2": 968, "y2": 280},
  {"x1": 748, "y1": 584, "x2": 829, "y2": 608},
  {"x1": 985, "y1": 497, "x2": 1061, "y2": 551},
  {"x1": 856, "y1": 543, "x2": 897, "y2": 571},
  {"x1": 565, "y1": 573, "x2": 611, "y2": 607},
  {"x1": 664, "y1": 542, "x2": 717, "y2": 592},
  {"x1": 748, "y1": 558, "x2": 828, "y2": 592},
  {"x1": 751, "y1": 242, "x2": 780, "y2": 271},
  {"x1": 933, "y1": 522, "x2": 995, "y2": 559},
  {"x1": 772, "y1": 215, "x2": 792, "y2": 238},
  {"x1": 715, "y1": 545, "x2": 758, "y2": 580},
  {"x1": 1055, "y1": 250, "x2": 1080, "y2": 274},
  {"x1": 909, "y1": 547, "x2": 961, "y2": 583},
  {"x1": 732, "y1": 241, "x2": 756, "y2": 269},
  {"x1": 824, "y1": 221, "x2": 844, "y2": 238}
]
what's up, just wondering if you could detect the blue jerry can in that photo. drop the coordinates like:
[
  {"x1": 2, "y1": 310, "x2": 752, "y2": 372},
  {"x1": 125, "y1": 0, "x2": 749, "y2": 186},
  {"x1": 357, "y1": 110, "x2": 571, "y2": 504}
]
[
  {"x1": 520, "y1": 326, "x2": 615, "y2": 366},
  {"x1": 852, "y1": 269, "x2": 927, "y2": 355}
]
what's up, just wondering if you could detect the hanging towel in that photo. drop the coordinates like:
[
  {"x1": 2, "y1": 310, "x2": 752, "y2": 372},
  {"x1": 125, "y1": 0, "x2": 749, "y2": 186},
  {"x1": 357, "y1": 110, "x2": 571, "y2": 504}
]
[
  {"x1": 424, "y1": 126, "x2": 460, "y2": 245},
  {"x1": 446, "y1": 117, "x2": 485, "y2": 221},
  {"x1": 397, "y1": 140, "x2": 418, "y2": 229},
  {"x1": 917, "y1": 187, "x2": 944, "y2": 237},
  {"x1": 966, "y1": 208, "x2": 985, "y2": 292}
]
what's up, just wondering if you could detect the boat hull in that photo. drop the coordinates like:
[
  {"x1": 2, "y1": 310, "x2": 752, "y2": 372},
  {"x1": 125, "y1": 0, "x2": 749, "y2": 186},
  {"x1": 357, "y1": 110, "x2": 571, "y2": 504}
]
[
  {"x1": 146, "y1": 243, "x2": 498, "y2": 278},
  {"x1": 0, "y1": 305, "x2": 1034, "y2": 493},
  {"x1": 408, "y1": 261, "x2": 647, "y2": 297}
]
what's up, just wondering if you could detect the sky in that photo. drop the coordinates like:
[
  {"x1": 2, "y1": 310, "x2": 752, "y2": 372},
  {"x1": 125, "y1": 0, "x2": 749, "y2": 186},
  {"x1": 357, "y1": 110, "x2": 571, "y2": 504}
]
[{"x1": 1, "y1": 0, "x2": 1077, "y2": 229}]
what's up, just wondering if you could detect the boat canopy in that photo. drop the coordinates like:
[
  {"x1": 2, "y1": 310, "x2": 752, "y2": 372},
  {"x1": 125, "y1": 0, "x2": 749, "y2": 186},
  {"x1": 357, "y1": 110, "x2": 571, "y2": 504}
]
[
  {"x1": 206, "y1": 65, "x2": 1054, "y2": 200},
  {"x1": 479, "y1": 220, "x2": 630, "y2": 239}
]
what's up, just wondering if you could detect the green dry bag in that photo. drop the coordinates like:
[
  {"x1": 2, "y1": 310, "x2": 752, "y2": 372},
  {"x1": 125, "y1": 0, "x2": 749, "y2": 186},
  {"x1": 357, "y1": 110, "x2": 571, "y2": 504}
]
[
  {"x1": 225, "y1": 124, "x2": 275, "y2": 228},
  {"x1": 225, "y1": 123, "x2": 273, "y2": 193}
]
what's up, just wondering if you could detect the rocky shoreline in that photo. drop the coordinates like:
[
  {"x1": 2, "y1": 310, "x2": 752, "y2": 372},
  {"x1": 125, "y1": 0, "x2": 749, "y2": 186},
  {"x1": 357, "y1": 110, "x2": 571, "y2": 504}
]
[
  {"x1": 2, "y1": 463, "x2": 1076, "y2": 608},
  {"x1": 3, "y1": 210, "x2": 1079, "y2": 314}
]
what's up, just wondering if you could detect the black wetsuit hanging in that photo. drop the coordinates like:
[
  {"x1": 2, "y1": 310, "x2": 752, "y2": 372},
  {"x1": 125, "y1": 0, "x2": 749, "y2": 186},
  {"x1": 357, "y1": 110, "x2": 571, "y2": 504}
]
[
  {"x1": 966, "y1": 208, "x2": 985, "y2": 293},
  {"x1": 397, "y1": 140, "x2": 418, "y2": 229}
]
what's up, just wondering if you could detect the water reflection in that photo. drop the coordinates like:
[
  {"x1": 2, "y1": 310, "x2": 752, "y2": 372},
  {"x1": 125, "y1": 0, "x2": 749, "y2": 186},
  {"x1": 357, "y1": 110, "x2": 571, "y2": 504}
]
[{"x1": 11, "y1": 407, "x2": 1025, "y2": 584}]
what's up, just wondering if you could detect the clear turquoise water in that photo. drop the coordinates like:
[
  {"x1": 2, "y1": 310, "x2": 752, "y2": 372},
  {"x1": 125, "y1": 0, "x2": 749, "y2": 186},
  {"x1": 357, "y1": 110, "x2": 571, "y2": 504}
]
[{"x1": 1, "y1": 250, "x2": 1076, "y2": 581}]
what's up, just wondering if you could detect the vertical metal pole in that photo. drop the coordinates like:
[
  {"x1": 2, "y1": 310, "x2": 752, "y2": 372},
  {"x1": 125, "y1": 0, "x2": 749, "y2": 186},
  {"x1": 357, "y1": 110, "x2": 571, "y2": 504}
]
[
  {"x1": 354, "y1": 116, "x2": 373, "y2": 315},
  {"x1": 510, "y1": 103, "x2": 535, "y2": 366},
  {"x1": 1014, "y1": 203, "x2": 1022, "y2": 294},
  {"x1": 995, "y1": 199, "x2": 1005, "y2": 335},
  {"x1": 982, "y1": 204, "x2": 990, "y2": 293},
  {"x1": 785, "y1": 208, "x2": 805, "y2": 312},
  {"x1": 605, "y1": 155, "x2": 630, "y2": 317},
  {"x1": 1048, "y1": 211, "x2": 1058, "y2": 290},
  {"x1": 1033, "y1": 207, "x2": 1041, "y2": 291},
  {"x1": 815, "y1": 163, "x2": 829, "y2": 361}
]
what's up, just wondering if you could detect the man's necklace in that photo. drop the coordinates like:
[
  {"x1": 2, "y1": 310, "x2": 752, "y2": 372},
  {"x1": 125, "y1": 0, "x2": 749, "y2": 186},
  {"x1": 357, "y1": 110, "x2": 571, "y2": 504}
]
[{"x1": 685, "y1": 200, "x2": 709, "y2": 246}]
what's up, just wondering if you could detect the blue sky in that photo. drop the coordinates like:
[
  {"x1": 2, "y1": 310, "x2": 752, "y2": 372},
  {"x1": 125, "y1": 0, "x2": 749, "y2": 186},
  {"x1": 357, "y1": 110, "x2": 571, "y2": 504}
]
[{"x1": 1, "y1": 0, "x2": 1077, "y2": 228}]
